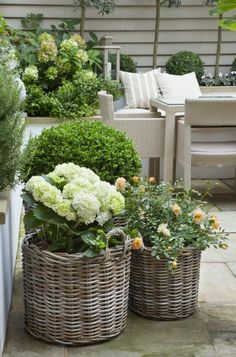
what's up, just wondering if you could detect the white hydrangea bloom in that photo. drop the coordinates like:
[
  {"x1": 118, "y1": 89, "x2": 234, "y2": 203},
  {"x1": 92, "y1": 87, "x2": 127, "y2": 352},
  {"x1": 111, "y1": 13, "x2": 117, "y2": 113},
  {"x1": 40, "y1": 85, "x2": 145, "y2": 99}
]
[
  {"x1": 52, "y1": 199, "x2": 76, "y2": 221},
  {"x1": 108, "y1": 192, "x2": 125, "y2": 215},
  {"x1": 72, "y1": 192, "x2": 101, "y2": 225},
  {"x1": 76, "y1": 167, "x2": 100, "y2": 184},
  {"x1": 26, "y1": 176, "x2": 63, "y2": 209},
  {"x1": 25, "y1": 164, "x2": 126, "y2": 225},
  {"x1": 53, "y1": 163, "x2": 81, "y2": 182},
  {"x1": 96, "y1": 211, "x2": 112, "y2": 226}
]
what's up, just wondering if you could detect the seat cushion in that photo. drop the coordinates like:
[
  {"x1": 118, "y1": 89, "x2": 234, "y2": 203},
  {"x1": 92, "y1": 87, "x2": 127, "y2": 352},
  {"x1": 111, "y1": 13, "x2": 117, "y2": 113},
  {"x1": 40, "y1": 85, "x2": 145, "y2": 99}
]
[
  {"x1": 192, "y1": 141, "x2": 236, "y2": 153},
  {"x1": 115, "y1": 108, "x2": 161, "y2": 118},
  {"x1": 119, "y1": 70, "x2": 161, "y2": 109},
  {"x1": 155, "y1": 72, "x2": 202, "y2": 102}
]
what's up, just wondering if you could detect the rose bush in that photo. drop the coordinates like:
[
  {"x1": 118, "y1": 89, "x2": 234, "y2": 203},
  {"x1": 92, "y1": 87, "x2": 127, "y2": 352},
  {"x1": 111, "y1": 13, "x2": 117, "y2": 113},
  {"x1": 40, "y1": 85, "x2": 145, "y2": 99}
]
[{"x1": 123, "y1": 178, "x2": 228, "y2": 270}]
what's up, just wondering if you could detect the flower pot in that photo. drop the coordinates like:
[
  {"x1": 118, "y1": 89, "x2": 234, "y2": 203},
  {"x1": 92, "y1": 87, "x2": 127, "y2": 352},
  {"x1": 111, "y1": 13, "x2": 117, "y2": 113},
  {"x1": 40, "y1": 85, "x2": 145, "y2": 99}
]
[
  {"x1": 129, "y1": 247, "x2": 201, "y2": 320},
  {"x1": 22, "y1": 232, "x2": 131, "y2": 346}
]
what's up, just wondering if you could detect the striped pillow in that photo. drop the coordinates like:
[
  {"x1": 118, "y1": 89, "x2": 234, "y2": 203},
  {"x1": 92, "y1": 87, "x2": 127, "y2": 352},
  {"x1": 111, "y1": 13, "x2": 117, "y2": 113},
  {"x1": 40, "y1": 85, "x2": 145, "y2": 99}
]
[
  {"x1": 120, "y1": 70, "x2": 161, "y2": 109},
  {"x1": 155, "y1": 72, "x2": 202, "y2": 102}
]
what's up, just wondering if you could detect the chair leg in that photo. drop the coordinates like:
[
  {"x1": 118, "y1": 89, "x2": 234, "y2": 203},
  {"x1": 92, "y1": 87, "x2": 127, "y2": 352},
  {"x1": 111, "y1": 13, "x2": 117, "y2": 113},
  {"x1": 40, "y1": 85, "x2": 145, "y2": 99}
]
[
  {"x1": 184, "y1": 164, "x2": 191, "y2": 190},
  {"x1": 234, "y1": 167, "x2": 236, "y2": 193},
  {"x1": 184, "y1": 124, "x2": 192, "y2": 190}
]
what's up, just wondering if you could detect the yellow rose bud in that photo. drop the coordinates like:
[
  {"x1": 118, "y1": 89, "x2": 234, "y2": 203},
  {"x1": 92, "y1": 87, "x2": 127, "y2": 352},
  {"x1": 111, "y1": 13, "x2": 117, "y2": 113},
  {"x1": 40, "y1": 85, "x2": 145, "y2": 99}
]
[
  {"x1": 171, "y1": 203, "x2": 182, "y2": 216},
  {"x1": 132, "y1": 176, "x2": 140, "y2": 183},
  {"x1": 148, "y1": 176, "x2": 156, "y2": 184},
  {"x1": 211, "y1": 220, "x2": 220, "y2": 230},
  {"x1": 140, "y1": 186, "x2": 145, "y2": 193},
  {"x1": 115, "y1": 177, "x2": 126, "y2": 191},
  {"x1": 172, "y1": 260, "x2": 177, "y2": 269},
  {"x1": 221, "y1": 243, "x2": 228, "y2": 250},
  {"x1": 132, "y1": 237, "x2": 143, "y2": 250},
  {"x1": 210, "y1": 215, "x2": 220, "y2": 230}
]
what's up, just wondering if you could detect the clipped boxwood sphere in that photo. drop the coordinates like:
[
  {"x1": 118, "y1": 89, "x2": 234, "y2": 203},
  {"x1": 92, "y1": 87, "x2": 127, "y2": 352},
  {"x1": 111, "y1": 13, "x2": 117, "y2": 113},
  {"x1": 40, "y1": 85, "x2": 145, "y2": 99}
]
[
  {"x1": 166, "y1": 51, "x2": 204, "y2": 82},
  {"x1": 110, "y1": 53, "x2": 137, "y2": 73},
  {"x1": 231, "y1": 57, "x2": 236, "y2": 71},
  {"x1": 20, "y1": 120, "x2": 141, "y2": 183}
]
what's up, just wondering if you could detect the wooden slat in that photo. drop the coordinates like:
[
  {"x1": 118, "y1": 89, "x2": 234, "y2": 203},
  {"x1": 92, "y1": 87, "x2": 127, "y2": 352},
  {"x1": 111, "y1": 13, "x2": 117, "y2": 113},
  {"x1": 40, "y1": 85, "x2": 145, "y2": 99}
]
[{"x1": 1, "y1": 0, "x2": 235, "y2": 74}]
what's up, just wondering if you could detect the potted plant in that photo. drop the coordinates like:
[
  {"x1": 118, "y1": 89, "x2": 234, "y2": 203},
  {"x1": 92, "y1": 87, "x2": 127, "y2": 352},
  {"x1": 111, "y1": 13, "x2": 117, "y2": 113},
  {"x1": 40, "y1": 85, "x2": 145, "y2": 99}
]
[
  {"x1": 125, "y1": 178, "x2": 228, "y2": 320},
  {"x1": 21, "y1": 163, "x2": 131, "y2": 345}
]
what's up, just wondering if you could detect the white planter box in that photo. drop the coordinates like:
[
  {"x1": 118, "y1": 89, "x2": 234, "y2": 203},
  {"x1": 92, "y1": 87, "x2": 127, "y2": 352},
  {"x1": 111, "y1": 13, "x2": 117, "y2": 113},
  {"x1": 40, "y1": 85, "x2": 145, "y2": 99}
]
[{"x1": 0, "y1": 187, "x2": 22, "y2": 355}]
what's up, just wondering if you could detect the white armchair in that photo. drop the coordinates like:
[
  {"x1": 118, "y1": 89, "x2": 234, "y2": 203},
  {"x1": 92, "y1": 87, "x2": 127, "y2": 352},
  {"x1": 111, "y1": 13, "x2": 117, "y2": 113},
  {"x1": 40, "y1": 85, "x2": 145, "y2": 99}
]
[
  {"x1": 98, "y1": 91, "x2": 165, "y2": 180},
  {"x1": 175, "y1": 98, "x2": 236, "y2": 189}
]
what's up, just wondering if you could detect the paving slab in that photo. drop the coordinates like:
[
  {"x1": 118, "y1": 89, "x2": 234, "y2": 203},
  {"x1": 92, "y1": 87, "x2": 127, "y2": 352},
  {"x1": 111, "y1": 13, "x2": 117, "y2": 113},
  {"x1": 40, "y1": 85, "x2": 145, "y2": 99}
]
[
  {"x1": 209, "y1": 211, "x2": 236, "y2": 232},
  {"x1": 209, "y1": 194, "x2": 236, "y2": 212},
  {"x1": 222, "y1": 179, "x2": 235, "y2": 190},
  {"x1": 191, "y1": 180, "x2": 233, "y2": 195},
  {"x1": 199, "y1": 263, "x2": 236, "y2": 303},
  {"x1": 227, "y1": 262, "x2": 236, "y2": 277},
  {"x1": 199, "y1": 303, "x2": 236, "y2": 357},
  {"x1": 67, "y1": 311, "x2": 216, "y2": 357},
  {"x1": 202, "y1": 234, "x2": 236, "y2": 263}
]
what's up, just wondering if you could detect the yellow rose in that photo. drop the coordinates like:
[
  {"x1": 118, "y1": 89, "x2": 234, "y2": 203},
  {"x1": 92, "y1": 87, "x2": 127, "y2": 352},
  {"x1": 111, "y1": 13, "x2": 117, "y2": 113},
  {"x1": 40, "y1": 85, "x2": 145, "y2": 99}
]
[
  {"x1": 193, "y1": 208, "x2": 206, "y2": 224},
  {"x1": 148, "y1": 176, "x2": 156, "y2": 184},
  {"x1": 115, "y1": 177, "x2": 126, "y2": 191},
  {"x1": 157, "y1": 223, "x2": 171, "y2": 237},
  {"x1": 132, "y1": 237, "x2": 143, "y2": 250},
  {"x1": 132, "y1": 176, "x2": 140, "y2": 183},
  {"x1": 140, "y1": 186, "x2": 145, "y2": 193},
  {"x1": 221, "y1": 243, "x2": 228, "y2": 250},
  {"x1": 171, "y1": 203, "x2": 182, "y2": 216},
  {"x1": 172, "y1": 260, "x2": 177, "y2": 269}
]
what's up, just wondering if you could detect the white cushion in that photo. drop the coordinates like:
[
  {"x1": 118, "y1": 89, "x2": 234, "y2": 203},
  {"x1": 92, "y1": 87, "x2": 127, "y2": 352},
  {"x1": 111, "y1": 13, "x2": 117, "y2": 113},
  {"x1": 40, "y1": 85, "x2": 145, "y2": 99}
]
[
  {"x1": 155, "y1": 72, "x2": 202, "y2": 102},
  {"x1": 115, "y1": 108, "x2": 161, "y2": 118},
  {"x1": 191, "y1": 141, "x2": 236, "y2": 153},
  {"x1": 119, "y1": 69, "x2": 161, "y2": 109}
]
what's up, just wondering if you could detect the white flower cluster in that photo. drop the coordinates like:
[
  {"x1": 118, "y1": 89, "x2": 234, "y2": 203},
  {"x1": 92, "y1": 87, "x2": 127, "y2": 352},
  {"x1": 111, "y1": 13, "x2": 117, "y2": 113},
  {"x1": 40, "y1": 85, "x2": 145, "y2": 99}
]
[
  {"x1": 23, "y1": 65, "x2": 39, "y2": 83},
  {"x1": 26, "y1": 163, "x2": 125, "y2": 225}
]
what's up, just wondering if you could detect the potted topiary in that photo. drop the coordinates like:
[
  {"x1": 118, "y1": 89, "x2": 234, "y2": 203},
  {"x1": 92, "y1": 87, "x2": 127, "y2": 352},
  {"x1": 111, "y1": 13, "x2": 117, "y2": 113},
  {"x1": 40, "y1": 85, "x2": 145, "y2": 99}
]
[
  {"x1": 165, "y1": 51, "x2": 204, "y2": 82},
  {"x1": 22, "y1": 163, "x2": 131, "y2": 345},
  {"x1": 19, "y1": 119, "x2": 141, "y2": 184},
  {"x1": 124, "y1": 178, "x2": 228, "y2": 320}
]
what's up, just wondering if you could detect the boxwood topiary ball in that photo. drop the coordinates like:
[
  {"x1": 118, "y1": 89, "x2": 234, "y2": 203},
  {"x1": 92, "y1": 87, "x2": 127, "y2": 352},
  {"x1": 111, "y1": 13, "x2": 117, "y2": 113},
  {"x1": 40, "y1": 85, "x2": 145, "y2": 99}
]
[
  {"x1": 20, "y1": 119, "x2": 141, "y2": 183},
  {"x1": 166, "y1": 51, "x2": 204, "y2": 82}
]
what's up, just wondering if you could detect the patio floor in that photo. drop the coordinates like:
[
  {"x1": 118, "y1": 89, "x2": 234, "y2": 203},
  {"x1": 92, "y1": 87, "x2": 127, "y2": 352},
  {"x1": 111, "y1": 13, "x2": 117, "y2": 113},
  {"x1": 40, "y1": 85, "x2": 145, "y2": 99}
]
[{"x1": 3, "y1": 179, "x2": 236, "y2": 357}]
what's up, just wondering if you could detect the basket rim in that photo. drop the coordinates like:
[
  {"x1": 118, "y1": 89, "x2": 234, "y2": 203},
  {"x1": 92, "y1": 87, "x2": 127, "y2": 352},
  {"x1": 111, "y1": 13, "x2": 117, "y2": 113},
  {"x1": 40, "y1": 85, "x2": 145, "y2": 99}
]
[
  {"x1": 22, "y1": 232, "x2": 131, "y2": 261},
  {"x1": 138, "y1": 245, "x2": 201, "y2": 257}
]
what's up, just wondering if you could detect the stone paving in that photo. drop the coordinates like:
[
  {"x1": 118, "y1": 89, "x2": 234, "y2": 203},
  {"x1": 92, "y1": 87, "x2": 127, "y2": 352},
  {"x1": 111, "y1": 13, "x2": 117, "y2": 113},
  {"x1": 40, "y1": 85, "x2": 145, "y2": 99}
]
[{"x1": 3, "y1": 180, "x2": 236, "y2": 357}]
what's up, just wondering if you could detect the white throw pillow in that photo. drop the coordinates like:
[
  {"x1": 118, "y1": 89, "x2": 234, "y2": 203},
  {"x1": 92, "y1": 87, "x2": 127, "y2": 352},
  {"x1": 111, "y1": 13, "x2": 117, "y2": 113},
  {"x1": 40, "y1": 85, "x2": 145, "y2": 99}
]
[
  {"x1": 120, "y1": 69, "x2": 161, "y2": 109},
  {"x1": 155, "y1": 72, "x2": 202, "y2": 102}
]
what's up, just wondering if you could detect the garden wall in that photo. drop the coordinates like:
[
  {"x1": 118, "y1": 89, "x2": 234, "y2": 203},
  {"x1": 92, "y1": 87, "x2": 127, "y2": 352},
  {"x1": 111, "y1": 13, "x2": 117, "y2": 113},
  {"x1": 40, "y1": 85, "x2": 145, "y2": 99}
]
[{"x1": 0, "y1": 0, "x2": 235, "y2": 74}]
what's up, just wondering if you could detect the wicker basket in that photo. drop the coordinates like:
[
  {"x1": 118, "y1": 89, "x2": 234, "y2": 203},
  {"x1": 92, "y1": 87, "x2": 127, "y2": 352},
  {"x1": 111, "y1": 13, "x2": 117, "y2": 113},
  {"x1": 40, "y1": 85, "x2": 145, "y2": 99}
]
[
  {"x1": 129, "y1": 247, "x2": 201, "y2": 320},
  {"x1": 22, "y1": 230, "x2": 131, "y2": 346}
]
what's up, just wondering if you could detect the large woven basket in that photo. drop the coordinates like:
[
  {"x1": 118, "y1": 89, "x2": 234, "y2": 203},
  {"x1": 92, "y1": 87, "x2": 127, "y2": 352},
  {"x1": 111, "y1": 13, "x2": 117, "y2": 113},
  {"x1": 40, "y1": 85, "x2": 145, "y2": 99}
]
[
  {"x1": 129, "y1": 247, "x2": 201, "y2": 320},
  {"x1": 22, "y1": 230, "x2": 131, "y2": 346}
]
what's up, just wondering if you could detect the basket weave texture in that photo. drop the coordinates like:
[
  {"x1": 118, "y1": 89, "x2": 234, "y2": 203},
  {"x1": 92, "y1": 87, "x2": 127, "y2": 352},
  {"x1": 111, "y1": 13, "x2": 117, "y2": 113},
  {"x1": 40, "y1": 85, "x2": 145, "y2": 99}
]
[
  {"x1": 129, "y1": 247, "x2": 201, "y2": 320},
  {"x1": 22, "y1": 232, "x2": 131, "y2": 346}
]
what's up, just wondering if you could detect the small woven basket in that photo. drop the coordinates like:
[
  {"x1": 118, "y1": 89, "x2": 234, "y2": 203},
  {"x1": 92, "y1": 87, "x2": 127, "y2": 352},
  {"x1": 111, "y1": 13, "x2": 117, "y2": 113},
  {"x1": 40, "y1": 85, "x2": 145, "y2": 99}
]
[
  {"x1": 22, "y1": 229, "x2": 131, "y2": 346},
  {"x1": 129, "y1": 247, "x2": 201, "y2": 320}
]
